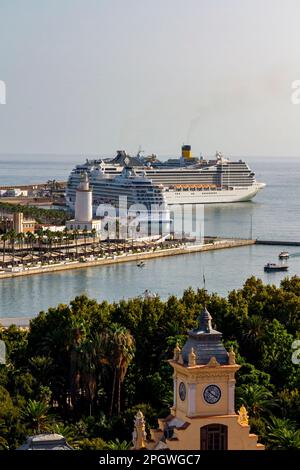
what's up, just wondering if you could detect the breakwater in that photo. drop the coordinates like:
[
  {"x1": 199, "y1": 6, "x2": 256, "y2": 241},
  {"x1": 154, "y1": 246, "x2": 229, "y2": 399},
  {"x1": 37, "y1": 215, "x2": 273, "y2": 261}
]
[
  {"x1": 256, "y1": 240, "x2": 300, "y2": 246},
  {"x1": 0, "y1": 238, "x2": 255, "y2": 280}
]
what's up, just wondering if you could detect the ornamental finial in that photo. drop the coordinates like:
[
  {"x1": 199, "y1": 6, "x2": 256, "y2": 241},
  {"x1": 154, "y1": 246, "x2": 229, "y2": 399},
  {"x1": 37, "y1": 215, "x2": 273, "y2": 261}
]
[
  {"x1": 238, "y1": 405, "x2": 249, "y2": 426},
  {"x1": 228, "y1": 346, "x2": 236, "y2": 365},
  {"x1": 132, "y1": 411, "x2": 147, "y2": 450},
  {"x1": 188, "y1": 347, "x2": 196, "y2": 367},
  {"x1": 173, "y1": 343, "x2": 181, "y2": 362}
]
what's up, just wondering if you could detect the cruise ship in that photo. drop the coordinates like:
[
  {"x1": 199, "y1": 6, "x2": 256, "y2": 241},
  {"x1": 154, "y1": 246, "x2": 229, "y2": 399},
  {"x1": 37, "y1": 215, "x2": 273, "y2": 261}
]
[
  {"x1": 91, "y1": 166, "x2": 169, "y2": 213},
  {"x1": 87, "y1": 166, "x2": 171, "y2": 235},
  {"x1": 66, "y1": 145, "x2": 265, "y2": 210}
]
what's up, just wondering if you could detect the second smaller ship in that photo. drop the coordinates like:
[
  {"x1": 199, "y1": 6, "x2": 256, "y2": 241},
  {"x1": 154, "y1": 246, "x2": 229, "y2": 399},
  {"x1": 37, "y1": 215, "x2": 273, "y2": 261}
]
[
  {"x1": 264, "y1": 263, "x2": 288, "y2": 272},
  {"x1": 279, "y1": 251, "x2": 289, "y2": 259}
]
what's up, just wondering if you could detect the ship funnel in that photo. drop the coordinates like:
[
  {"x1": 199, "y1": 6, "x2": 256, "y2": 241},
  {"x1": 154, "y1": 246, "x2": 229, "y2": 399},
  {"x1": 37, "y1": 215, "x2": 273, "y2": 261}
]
[{"x1": 182, "y1": 144, "x2": 192, "y2": 159}]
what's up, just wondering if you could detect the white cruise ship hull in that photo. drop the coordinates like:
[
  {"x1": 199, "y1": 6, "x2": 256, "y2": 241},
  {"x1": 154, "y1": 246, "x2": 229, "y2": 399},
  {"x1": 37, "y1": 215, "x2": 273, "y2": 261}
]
[
  {"x1": 163, "y1": 183, "x2": 265, "y2": 205},
  {"x1": 67, "y1": 183, "x2": 265, "y2": 212}
]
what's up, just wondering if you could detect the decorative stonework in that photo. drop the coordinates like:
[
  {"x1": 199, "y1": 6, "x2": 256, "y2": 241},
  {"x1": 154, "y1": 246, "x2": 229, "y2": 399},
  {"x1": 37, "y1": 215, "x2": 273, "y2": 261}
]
[
  {"x1": 171, "y1": 364, "x2": 240, "y2": 380},
  {"x1": 206, "y1": 356, "x2": 220, "y2": 367},
  {"x1": 173, "y1": 343, "x2": 181, "y2": 362},
  {"x1": 228, "y1": 346, "x2": 236, "y2": 365},
  {"x1": 132, "y1": 411, "x2": 147, "y2": 450},
  {"x1": 188, "y1": 348, "x2": 196, "y2": 367},
  {"x1": 238, "y1": 405, "x2": 249, "y2": 426},
  {"x1": 178, "y1": 352, "x2": 184, "y2": 365}
]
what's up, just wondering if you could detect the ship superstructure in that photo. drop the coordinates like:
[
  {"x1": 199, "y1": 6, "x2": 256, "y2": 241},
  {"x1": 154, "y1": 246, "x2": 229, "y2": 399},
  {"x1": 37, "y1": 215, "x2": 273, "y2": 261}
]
[{"x1": 66, "y1": 146, "x2": 265, "y2": 210}]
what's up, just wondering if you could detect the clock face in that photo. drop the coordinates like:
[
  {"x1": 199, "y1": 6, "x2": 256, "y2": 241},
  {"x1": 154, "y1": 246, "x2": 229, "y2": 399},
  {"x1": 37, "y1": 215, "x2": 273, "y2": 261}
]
[
  {"x1": 179, "y1": 382, "x2": 186, "y2": 401},
  {"x1": 203, "y1": 385, "x2": 221, "y2": 404}
]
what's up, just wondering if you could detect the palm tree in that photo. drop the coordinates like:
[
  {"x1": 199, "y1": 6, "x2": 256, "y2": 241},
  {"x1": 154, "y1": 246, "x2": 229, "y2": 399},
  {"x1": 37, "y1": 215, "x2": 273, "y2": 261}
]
[
  {"x1": 47, "y1": 423, "x2": 77, "y2": 446},
  {"x1": 244, "y1": 315, "x2": 266, "y2": 343},
  {"x1": 75, "y1": 332, "x2": 109, "y2": 416},
  {"x1": 45, "y1": 230, "x2": 53, "y2": 261},
  {"x1": 21, "y1": 399, "x2": 50, "y2": 434},
  {"x1": 16, "y1": 232, "x2": 24, "y2": 262},
  {"x1": 73, "y1": 229, "x2": 79, "y2": 258},
  {"x1": 104, "y1": 439, "x2": 131, "y2": 450},
  {"x1": 266, "y1": 417, "x2": 300, "y2": 449},
  {"x1": 26, "y1": 232, "x2": 36, "y2": 263},
  {"x1": 236, "y1": 384, "x2": 274, "y2": 418},
  {"x1": 29, "y1": 356, "x2": 53, "y2": 385},
  {"x1": 1, "y1": 233, "x2": 9, "y2": 265},
  {"x1": 36, "y1": 228, "x2": 44, "y2": 258},
  {"x1": 8, "y1": 230, "x2": 17, "y2": 266},
  {"x1": 77, "y1": 338, "x2": 98, "y2": 415},
  {"x1": 63, "y1": 227, "x2": 69, "y2": 256},
  {"x1": 91, "y1": 228, "x2": 97, "y2": 255},
  {"x1": 107, "y1": 325, "x2": 135, "y2": 417},
  {"x1": 82, "y1": 228, "x2": 88, "y2": 256},
  {"x1": 55, "y1": 231, "x2": 64, "y2": 259},
  {"x1": 16, "y1": 231, "x2": 24, "y2": 247},
  {"x1": 242, "y1": 315, "x2": 267, "y2": 360}
]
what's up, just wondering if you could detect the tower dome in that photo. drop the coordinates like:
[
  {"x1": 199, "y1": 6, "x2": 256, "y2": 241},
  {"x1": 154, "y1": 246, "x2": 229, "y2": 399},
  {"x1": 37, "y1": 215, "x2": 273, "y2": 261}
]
[{"x1": 181, "y1": 305, "x2": 229, "y2": 366}]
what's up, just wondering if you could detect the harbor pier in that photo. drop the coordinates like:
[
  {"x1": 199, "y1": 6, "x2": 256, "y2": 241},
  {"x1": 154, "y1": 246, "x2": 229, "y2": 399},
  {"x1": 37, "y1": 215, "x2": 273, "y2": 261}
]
[
  {"x1": 256, "y1": 240, "x2": 300, "y2": 246},
  {"x1": 0, "y1": 238, "x2": 255, "y2": 280}
]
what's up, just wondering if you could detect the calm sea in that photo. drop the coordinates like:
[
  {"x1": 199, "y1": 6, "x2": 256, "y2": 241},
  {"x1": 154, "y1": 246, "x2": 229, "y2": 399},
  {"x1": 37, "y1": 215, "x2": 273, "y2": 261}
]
[{"x1": 0, "y1": 154, "x2": 299, "y2": 317}]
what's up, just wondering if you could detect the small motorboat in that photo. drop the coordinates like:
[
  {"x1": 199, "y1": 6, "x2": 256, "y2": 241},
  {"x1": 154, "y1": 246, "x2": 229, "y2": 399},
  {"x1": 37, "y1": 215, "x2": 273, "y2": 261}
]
[
  {"x1": 264, "y1": 263, "x2": 288, "y2": 272},
  {"x1": 136, "y1": 261, "x2": 145, "y2": 268},
  {"x1": 141, "y1": 289, "x2": 158, "y2": 299},
  {"x1": 279, "y1": 251, "x2": 289, "y2": 259}
]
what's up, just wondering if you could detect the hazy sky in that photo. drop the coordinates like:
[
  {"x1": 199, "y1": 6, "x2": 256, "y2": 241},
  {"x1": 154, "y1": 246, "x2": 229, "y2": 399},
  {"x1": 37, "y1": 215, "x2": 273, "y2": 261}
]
[{"x1": 1, "y1": 0, "x2": 300, "y2": 157}]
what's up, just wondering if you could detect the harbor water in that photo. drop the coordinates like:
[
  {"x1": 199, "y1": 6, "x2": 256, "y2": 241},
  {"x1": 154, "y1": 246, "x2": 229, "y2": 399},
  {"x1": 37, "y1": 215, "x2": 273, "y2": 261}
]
[{"x1": 0, "y1": 154, "x2": 299, "y2": 317}]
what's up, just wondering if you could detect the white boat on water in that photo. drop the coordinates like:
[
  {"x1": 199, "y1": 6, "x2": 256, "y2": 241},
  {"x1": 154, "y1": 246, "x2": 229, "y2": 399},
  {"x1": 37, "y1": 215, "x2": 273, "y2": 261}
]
[
  {"x1": 264, "y1": 262, "x2": 289, "y2": 272},
  {"x1": 279, "y1": 251, "x2": 289, "y2": 259}
]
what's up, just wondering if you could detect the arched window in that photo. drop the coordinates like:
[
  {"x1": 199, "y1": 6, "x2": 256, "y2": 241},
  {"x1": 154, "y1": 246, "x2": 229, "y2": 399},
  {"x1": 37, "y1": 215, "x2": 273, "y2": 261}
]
[{"x1": 200, "y1": 424, "x2": 228, "y2": 450}]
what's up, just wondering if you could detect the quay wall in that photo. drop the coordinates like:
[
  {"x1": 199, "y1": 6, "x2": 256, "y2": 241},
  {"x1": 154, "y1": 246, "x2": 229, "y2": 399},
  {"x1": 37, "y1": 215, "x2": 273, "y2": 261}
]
[
  {"x1": 0, "y1": 239, "x2": 255, "y2": 281},
  {"x1": 256, "y1": 240, "x2": 300, "y2": 246}
]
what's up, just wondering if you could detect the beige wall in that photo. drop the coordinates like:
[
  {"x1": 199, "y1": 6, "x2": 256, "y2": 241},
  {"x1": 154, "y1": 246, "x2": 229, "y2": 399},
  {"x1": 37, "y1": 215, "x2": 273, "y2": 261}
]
[
  {"x1": 165, "y1": 361, "x2": 264, "y2": 451},
  {"x1": 173, "y1": 363, "x2": 239, "y2": 421},
  {"x1": 164, "y1": 415, "x2": 264, "y2": 451}
]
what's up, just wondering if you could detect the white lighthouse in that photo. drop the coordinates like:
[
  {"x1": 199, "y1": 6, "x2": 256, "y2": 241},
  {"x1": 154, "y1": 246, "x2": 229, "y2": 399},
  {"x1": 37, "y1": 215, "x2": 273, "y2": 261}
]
[
  {"x1": 66, "y1": 173, "x2": 101, "y2": 235},
  {"x1": 75, "y1": 173, "x2": 92, "y2": 223}
]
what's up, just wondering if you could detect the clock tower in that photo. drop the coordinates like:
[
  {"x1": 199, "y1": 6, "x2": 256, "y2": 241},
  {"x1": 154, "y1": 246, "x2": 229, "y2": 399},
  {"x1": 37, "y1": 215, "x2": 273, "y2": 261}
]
[{"x1": 137, "y1": 305, "x2": 264, "y2": 451}]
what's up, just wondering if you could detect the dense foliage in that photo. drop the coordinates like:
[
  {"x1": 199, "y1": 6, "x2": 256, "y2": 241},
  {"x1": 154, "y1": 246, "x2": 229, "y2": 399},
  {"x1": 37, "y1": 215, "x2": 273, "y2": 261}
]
[
  {"x1": 0, "y1": 276, "x2": 299, "y2": 449},
  {"x1": 0, "y1": 202, "x2": 69, "y2": 225}
]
